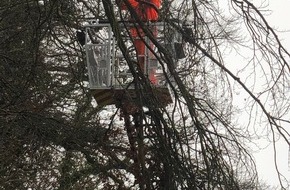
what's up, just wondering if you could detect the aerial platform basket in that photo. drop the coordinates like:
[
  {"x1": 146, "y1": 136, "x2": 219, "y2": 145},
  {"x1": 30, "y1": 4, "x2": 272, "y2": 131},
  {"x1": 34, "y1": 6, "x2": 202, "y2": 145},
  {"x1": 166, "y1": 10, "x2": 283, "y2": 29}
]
[{"x1": 84, "y1": 20, "x2": 175, "y2": 108}]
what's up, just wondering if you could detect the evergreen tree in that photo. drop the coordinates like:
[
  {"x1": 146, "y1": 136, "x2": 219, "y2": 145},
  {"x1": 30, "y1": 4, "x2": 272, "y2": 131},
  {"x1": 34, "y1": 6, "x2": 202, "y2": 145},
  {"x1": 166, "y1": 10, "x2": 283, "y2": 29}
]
[{"x1": 0, "y1": 0, "x2": 289, "y2": 189}]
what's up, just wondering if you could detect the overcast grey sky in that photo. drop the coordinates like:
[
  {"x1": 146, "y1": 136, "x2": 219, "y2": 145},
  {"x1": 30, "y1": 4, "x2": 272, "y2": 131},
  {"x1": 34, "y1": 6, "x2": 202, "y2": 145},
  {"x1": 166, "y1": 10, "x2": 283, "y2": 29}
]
[{"x1": 246, "y1": 0, "x2": 290, "y2": 187}]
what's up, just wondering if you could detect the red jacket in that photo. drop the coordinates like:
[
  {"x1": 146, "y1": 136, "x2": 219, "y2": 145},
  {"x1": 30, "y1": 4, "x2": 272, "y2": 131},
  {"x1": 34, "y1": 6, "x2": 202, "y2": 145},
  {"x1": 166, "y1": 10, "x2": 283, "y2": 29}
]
[{"x1": 119, "y1": 0, "x2": 160, "y2": 21}]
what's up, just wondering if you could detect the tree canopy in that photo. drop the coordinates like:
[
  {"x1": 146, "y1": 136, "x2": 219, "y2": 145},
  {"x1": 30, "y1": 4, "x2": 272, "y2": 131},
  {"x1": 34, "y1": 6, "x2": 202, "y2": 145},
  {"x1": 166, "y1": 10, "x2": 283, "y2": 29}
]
[{"x1": 0, "y1": 0, "x2": 289, "y2": 189}]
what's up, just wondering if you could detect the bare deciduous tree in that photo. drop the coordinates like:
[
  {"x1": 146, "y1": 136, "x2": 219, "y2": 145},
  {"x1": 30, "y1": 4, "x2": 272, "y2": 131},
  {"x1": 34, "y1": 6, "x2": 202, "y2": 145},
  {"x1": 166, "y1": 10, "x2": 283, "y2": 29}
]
[{"x1": 1, "y1": 0, "x2": 289, "y2": 189}]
